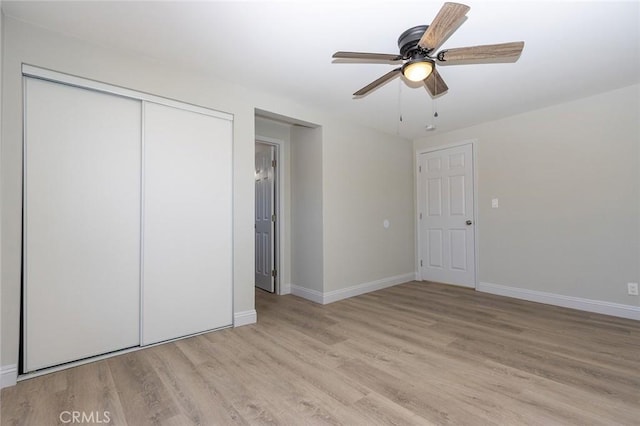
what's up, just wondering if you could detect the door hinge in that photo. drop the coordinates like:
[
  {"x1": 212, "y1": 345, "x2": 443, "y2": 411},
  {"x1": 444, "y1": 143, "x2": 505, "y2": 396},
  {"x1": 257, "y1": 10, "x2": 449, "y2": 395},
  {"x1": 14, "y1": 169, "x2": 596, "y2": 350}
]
[
  {"x1": 271, "y1": 214, "x2": 276, "y2": 222},
  {"x1": 420, "y1": 260, "x2": 423, "y2": 267},
  {"x1": 419, "y1": 166, "x2": 422, "y2": 172},
  {"x1": 419, "y1": 213, "x2": 422, "y2": 220},
  {"x1": 272, "y1": 159, "x2": 277, "y2": 168},
  {"x1": 271, "y1": 269, "x2": 278, "y2": 278}
]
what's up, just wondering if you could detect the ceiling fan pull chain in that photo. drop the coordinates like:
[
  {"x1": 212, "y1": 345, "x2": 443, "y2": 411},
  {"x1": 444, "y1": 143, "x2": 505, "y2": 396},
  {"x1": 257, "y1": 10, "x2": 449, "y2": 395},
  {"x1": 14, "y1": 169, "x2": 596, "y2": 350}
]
[
  {"x1": 433, "y1": 78, "x2": 439, "y2": 118},
  {"x1": 399, "y1": 78, "x2": 403, "y2": 122},
  {"x1": 398, "y1": 79, "x2": 403, "y2": 136}
]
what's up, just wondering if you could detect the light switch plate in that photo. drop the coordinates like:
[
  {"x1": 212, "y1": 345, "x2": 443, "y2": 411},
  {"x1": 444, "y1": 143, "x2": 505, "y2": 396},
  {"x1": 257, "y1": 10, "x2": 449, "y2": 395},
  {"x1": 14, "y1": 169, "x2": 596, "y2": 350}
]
[{"x1": 491, "y1": 198, "x2": 499, "y2": 209}]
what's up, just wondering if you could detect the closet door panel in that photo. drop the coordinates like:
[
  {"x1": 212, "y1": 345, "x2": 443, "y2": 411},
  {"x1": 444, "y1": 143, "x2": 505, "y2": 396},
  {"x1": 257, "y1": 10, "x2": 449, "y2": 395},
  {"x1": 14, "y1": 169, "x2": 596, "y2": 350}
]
[
  {"x1": 24, "y1": 78, "x2": 141, "y2": 372},
  {"x1": 142, "y1": 102, "x2": 232, "y2": 345}
]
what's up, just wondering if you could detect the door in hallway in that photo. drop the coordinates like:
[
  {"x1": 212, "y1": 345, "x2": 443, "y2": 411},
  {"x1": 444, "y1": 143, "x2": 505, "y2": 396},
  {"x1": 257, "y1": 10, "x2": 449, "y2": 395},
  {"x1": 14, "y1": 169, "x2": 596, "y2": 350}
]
[{"x1": 255, "y1": 143, "x2": 276, "y2": 292}]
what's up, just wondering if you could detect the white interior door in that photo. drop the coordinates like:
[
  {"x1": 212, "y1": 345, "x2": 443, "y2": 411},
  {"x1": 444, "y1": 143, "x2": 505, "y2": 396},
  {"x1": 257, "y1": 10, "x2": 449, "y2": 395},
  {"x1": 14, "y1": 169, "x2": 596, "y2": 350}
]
[
  {"x1": 23, "y1": 78, "x2": 141, "y2": 372},
  {"x1": 418, "y1": 144, "x2": 476, "y2": 287},
  {"x1": 142, "y1": 102, "x2": 233, "y2": 345},
  {"x1": 255, "y1": 143, "x2": 275, "y2": 292}
]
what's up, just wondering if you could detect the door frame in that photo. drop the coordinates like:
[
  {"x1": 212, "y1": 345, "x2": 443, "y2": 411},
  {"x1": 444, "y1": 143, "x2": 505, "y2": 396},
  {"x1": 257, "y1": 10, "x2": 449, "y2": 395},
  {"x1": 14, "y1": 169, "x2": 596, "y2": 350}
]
[
  {"x1": 255, "y1": 135, "x2": 284, "y2": 295},
  {"x1": 415, "y1": 139, "x2": 479, "y2": 289}
]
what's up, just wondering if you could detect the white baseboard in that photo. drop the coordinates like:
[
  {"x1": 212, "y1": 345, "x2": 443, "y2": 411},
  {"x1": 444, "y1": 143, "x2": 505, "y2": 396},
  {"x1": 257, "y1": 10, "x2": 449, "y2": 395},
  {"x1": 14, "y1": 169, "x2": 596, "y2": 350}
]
[
  {"x1": 234, "y1": 309, "x2": 257, "y2": 327},
  {"x1": 478, "y1": 282, "x2": 640, "y2": 321},
  {"x1": 1, "y1": 364, "x2": 18, "y2": 389},
  {"x1": 291, "y1": 272, "x2": 415, "y2": 305},
  {"x1": 279, "y1": 282, "x2": 291, "y2": 295},
  {"x1": 290, "y1": 284, "x2": 324, "y2": 304},
  {"x1": 323, "y1": 273, "x2": 416, "y2": 304}
]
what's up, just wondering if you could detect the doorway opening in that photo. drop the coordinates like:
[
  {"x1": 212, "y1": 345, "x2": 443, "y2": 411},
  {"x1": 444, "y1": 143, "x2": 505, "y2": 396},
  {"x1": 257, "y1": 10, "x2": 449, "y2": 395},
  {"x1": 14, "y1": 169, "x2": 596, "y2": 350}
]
[{"x1": 254, "y1": 110, "x2": 321, "y2": 297}]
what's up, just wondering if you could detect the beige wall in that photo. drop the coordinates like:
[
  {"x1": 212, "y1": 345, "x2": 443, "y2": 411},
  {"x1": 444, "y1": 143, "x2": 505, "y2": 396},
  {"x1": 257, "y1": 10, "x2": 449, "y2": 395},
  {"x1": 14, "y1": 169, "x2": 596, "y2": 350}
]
[
  {"x1": 291, "y1": 126, "x2": 325, "y2": 292},
  {"x1": 415, "y1": 84, "x2": 640, "y2": 306},
  {"x1": 323, "y1": 122, "x2": 415, "y2": 292},
  {"x1": 1, "y1": 17, "x2": 416, "y2": 369}
]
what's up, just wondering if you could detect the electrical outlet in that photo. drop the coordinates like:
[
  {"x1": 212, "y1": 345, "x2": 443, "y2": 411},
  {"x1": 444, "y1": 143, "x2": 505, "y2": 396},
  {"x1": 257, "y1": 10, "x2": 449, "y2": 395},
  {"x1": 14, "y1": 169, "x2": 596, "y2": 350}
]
[{"x1": 628, "y1": 283, "x2": 639, "y2": 296}]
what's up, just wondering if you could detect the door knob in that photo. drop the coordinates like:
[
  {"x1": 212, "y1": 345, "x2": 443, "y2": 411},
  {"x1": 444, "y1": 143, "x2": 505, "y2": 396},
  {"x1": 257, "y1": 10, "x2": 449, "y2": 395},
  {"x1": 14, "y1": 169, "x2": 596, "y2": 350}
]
[{"x1": 466, "y1": 220, "x2": 473, "y2": 225}]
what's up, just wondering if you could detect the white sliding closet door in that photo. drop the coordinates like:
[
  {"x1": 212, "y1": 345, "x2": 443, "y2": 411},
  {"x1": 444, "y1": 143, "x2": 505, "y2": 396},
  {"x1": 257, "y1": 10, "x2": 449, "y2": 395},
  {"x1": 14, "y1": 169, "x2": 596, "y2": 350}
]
[
  {"x1": 24, "y1": 78, "x2": 141, "y2": 372},
  {"x1": 142, "y1": 102, "x2": 233, "y2": 345}
]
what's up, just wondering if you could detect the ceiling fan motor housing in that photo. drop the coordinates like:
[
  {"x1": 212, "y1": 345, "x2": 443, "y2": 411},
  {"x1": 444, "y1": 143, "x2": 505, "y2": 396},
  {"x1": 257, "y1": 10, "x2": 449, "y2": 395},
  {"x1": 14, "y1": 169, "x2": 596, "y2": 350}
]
[{"x1": 398, "y1": 25, "x2": 430, "y2": 58}]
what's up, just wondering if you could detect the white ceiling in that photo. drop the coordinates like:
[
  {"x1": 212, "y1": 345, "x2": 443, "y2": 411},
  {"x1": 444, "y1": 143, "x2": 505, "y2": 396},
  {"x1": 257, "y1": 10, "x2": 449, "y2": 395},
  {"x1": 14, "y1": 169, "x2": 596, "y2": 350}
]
[{"x1": 3, "y1": 1, "x2": 639, "y2": 139}]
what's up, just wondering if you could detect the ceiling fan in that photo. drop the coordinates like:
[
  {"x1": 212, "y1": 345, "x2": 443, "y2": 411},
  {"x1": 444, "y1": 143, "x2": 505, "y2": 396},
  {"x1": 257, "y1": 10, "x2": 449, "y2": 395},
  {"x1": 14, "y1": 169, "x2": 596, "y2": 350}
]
[{"x1": 332, "y1": 2, "x2": 524, "y2": 97}]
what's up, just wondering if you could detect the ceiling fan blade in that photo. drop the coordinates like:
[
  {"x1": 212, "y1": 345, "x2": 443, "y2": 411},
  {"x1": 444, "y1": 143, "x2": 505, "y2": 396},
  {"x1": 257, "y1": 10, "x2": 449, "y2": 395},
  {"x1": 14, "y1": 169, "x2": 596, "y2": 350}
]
[
  {"x1": 333, "y1": 51, "x2": 403, "y2": 62},
  {"x1": 418, "y1": 2, "x2": 470, "y2": 52},
  {"x1": 354, "y1": 68, "x2": 401, "y2": 96},
  {"x1": 437, "y1": 41, "x2": 525, "y2": 64},
  {"x1": 424, "y1": 68, "x2": 449, "y2": 97}
]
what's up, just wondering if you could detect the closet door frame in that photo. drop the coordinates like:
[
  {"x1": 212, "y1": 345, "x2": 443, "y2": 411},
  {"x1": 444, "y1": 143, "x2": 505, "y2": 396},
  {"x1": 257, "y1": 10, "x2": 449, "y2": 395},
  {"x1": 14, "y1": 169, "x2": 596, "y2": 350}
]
[
  {"x1": 21, "y1": 64, "x2": 234, "y2": 375},
  {"x1": 22, "y1": 65, "x2": 232, "y2": 122}
]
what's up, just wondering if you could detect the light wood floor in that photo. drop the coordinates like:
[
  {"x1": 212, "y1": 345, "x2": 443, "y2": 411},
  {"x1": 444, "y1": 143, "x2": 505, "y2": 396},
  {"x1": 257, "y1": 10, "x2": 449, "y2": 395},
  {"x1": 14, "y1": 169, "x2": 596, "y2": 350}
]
[{"x1": 2, "y1": 281, "x2": 639, "y2": 425}]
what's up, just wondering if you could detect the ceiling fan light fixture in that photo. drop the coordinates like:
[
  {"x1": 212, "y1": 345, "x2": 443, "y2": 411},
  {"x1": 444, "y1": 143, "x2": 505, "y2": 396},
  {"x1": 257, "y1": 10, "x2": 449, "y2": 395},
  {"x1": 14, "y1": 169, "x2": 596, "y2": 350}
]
[{"x1": 402, "y1": 59, "x2": 434, "y2": 82}]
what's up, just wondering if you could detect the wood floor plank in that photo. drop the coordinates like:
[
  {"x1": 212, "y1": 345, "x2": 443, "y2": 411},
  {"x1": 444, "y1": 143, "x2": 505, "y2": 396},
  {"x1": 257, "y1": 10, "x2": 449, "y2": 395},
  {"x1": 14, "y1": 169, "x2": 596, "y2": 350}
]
[
  {"x1": 337, "y1": 358, "x2": 488, "y2": 425},
  {"x1": 0, "y1": 370, "x2": 69, "y2": 426},
  {"x1": 351, "y1": 392, "x2": 435, "y2": 426},
  {"x1": 145, "y1": 342, "x2": 247, "y2": 425},
  {"x1": 56, "y1": 361, "x2": 128, "y2": 426},
  {"x1": 176, "y1": 330, "x2": 297, "y2": 425},
  {"x1": 107, "y1": 350, "x2": 181, "y2": 425},
  {"x1": 2, "y1": 281, "x2": 639, "y2": 425}
]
